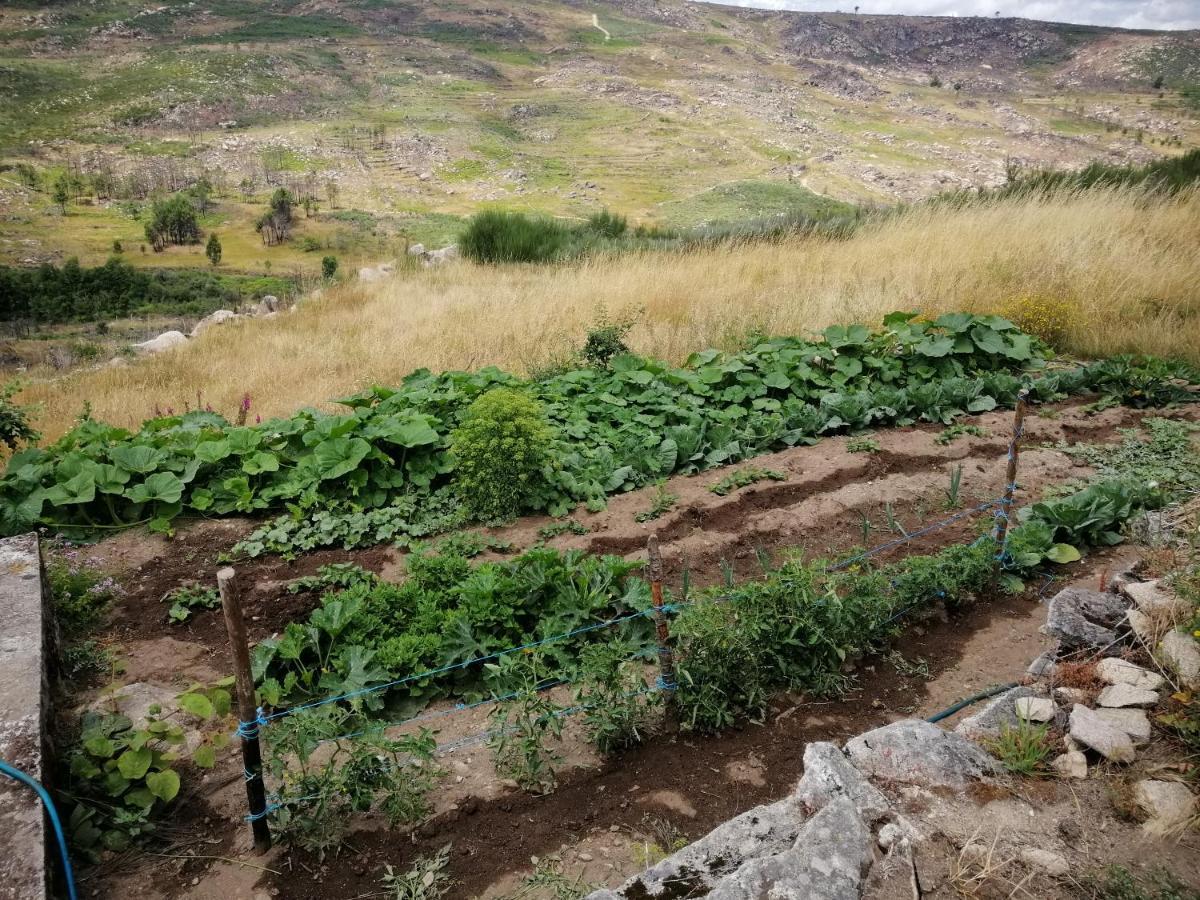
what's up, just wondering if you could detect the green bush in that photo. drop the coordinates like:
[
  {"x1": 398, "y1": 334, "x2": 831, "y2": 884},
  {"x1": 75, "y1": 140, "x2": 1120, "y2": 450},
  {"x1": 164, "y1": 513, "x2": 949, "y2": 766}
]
[
  {"x1": 585, "y1": 209, "x2": 628, "y2": 238},
  {"x1": 459, "y1": 210, "x2": 569, "y2": 264},
  {"x1": 451, "y1": 388, "x2": 553, "y2": 522},
  {"x1": 0, "y1": 381, "x2": 39, "y2": 452}
]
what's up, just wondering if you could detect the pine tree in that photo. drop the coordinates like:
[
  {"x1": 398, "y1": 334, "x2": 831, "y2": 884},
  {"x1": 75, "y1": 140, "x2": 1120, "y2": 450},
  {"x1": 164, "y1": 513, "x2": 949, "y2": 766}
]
[{"x1": 205, "y1": 233, "x2": 222, "y2": 267}]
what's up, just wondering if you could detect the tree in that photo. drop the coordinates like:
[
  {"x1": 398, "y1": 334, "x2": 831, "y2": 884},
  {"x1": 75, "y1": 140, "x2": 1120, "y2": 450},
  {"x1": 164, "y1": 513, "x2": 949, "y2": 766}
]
[
  {"x1": 205, "y1": 233, "x2": 222, "y2": 267},
  {"x1": 145, "y1": 194, "x2": 202, "y2": 251},
  {"x1": 325, "y1": 180, "x2": 339, "y2": 208},
  {"x1": 256, "y1": 188, "x2": 294, "y2": 246},
  {"x1": 1153, "y1": 75, "x2": 1165, "y2": 90},
  {"x1": 321, "y1": 255, "x2": 338, "y2": 280},
  {"x1": 52, "y1": 177, "x2": 70, "y2": 214}
]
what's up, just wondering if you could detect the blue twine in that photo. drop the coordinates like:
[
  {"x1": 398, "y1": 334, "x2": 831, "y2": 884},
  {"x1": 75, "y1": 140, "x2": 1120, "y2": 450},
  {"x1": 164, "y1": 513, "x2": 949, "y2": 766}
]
[
  {"x1": 236, "y1": 707, "x2": 268, "y2": 739},
  {"x1": 243, "y1": 768, "x2": 259, "y2": 782},
  {"x1": 827, "y1": 499, "x2": 998, "y2": 572}
]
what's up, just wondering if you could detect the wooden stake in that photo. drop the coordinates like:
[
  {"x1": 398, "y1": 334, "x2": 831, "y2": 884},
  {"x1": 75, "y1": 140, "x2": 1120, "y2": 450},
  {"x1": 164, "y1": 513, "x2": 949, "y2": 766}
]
[
  {"x1": 646, "y1": 535, "x2": 676, "y2": 696},
  {"x1": 218, "y1": 566, "x2": 272, "y2": 854},
  {"x1": 992, "y1": 388, "x2": 1030, "y2": 561}
]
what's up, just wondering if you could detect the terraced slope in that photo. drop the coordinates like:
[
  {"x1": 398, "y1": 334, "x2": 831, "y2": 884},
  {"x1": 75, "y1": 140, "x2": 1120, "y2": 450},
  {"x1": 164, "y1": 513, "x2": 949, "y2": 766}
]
[{"x1": 1, "y1": 0, "x2": 1197, "y2": 266}]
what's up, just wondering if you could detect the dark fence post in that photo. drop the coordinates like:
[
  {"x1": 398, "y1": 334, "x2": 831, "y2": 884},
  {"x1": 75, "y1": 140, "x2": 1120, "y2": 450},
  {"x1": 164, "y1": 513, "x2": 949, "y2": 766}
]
[
  {"x1": 993, "y1": 388, "x2": 1030, "y2": 567},
  {"x1": 218, "y1": 566, "x2": 272, "y2": 854},
  {"x1": 647, "y1": 535, "x2": 676, "y2": 698}
]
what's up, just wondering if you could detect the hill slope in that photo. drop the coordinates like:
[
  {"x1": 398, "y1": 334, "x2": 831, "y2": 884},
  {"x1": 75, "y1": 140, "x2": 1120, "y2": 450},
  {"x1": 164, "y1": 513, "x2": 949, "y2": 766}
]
[{"x1": 1, "y1": 1, "x2": 1198, "y2": 268}]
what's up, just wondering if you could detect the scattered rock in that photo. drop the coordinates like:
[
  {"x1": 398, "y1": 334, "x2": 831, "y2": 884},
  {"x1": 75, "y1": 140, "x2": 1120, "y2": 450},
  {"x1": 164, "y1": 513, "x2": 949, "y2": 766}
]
[
  {"x1": 1097, "y1": 683, "x2": 1158, "y2": 708},
  {"x1": 1133, "y1": 780, "x2": 1197, "y2": 834},
  {"x1": 1159, "y1": 631, "x2": 1200, "y2": 689},
  {"x1": 190, "y1": 309, "x2": 240, "y2": 337},
  {"x1": 1068, "y1": 704, "x2": 1135, "y2": 763},
  {"x1": 704, "y1": 798, "x2": 873, "y2": 900},
  {"x1": 407, "y1": 243, "x2": 426, "y2": 256},
  {"x1": 1019, "y1": 848, "x2": 1069, "y2": 876},
  {"x1": 1051, "y1": 751, "x2": 1088, "y2": 779},
  {"x1": 1026, "y1": 650, "x2": 1057, "y2": 678},
  {"x1": 955, "y1": 686, "x2": 1040, "y2": 740},
  {"x1": 1124, "y1": 580, "x2": 1190, "y2": 620},
  {"x1": 132, "y1": 330, "x2": 188, "y2": 354},
  {"x1": 1126, "y1": 609, "x2": 1157, "y2": 643},
  {"x1": 1093, "y1": 708, "x2": 1152, "y2": 745},
  {"x1": 846, "y1": 719, "x2": 1000, "y2": 789},
  {"x1": 425, "y1": 244, "x2": 460, "y2": 266},
  {"x1": 795, "y1": 742, "x2": 889, "y2": 822},
  {"x1": 1096, "y1": 658, "x2": 1165, "y2": 692},
  {"x1": 1042, "y1": 587, "x2": 1128, "y2": 651},
  {"x1": 1053, "y1": 687, "x2": 1089, "y2": 705},
  {"x1": 1014, "y1": 697, "x2": 1055, "y2": 723}
]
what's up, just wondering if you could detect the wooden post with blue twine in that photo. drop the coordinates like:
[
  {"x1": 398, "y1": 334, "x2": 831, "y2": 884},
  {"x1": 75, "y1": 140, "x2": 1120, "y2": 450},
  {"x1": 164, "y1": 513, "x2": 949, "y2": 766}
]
[
  {"x1": 992, "y1": 388, "x2": 1030, "y2": 572},
  {"x1": 218, "y1": 566, "x2": 272, "y2": 853},
  {"x1": 646, "y1": 535, "x2": 676, "y2": 701}
]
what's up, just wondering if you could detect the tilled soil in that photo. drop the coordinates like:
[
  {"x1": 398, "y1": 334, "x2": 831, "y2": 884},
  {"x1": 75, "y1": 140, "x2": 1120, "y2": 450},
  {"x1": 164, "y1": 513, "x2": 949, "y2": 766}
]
[{"x1": 75, "y1": 399, "x2": 1199, "y2": 899}]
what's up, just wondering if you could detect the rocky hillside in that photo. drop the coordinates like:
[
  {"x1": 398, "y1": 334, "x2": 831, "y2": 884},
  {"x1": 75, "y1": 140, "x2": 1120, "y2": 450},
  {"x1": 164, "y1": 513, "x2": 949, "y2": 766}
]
[{"x1": 1, "y1": 0, "x2": 1198, "y2": 263}]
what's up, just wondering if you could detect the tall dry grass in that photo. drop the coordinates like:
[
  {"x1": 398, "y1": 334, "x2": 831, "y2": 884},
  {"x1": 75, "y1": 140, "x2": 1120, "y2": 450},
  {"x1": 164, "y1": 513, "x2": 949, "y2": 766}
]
[{"x1": 19, "y1": 187, "x2": 1200, "y2": 442}]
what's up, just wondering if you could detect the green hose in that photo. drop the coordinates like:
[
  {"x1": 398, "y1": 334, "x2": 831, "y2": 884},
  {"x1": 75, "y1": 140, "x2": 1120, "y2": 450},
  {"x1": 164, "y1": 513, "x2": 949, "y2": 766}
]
[{"x1": 926, "y1": 682, "x2": 1019, "y2": 724}]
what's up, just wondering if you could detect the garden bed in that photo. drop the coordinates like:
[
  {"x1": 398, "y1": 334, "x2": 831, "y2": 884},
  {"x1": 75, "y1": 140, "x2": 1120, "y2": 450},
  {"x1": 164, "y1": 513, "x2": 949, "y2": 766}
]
[{"x1": 64, "y1": 398, "x2": 1198, "y2": 898}]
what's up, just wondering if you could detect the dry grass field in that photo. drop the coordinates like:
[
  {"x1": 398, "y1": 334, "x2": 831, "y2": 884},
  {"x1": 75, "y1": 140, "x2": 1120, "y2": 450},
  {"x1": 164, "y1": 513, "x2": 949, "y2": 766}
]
[{"x1": 18, "y1": 186, "x2": 1200, "y2": 441}]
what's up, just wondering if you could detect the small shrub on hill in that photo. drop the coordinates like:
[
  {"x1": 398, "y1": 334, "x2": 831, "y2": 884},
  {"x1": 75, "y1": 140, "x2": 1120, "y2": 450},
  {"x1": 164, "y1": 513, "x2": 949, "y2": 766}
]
[{"x1": 460, "y1": 210, "x2": 569, "y2": 263}]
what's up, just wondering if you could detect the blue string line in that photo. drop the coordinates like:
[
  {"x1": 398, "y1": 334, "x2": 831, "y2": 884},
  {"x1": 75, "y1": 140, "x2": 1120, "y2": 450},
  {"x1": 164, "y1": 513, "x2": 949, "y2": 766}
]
[{"x1": 826, "y1": 499, "x2": 998, "y2": 572}]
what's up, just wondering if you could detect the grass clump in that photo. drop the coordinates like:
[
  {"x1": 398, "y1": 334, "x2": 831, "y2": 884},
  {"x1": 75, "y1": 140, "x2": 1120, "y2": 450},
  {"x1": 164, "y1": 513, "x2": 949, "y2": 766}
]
[
  {"x1": 451, "y1": 388, "x2": 554, "y2": 523},
  {"x1": 986, "y1": 718, "x2": 1054, "y2": 776},
  {"x1": 459, "y1": 210, "x2": 570, "y2": 264}
]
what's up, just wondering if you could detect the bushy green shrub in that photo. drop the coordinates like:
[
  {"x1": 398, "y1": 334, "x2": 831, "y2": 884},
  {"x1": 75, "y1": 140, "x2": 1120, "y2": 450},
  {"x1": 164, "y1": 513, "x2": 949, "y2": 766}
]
[
  {"x1": 585, "y1": 209, "x2": 628, "y2": 238},
  {"x1": 0, "y1": 381, "x2": 39, "y2": 452},
  {"x1": 459, "y1": 210, "x2": 569, "y2": 264},
  {"x1": 451, "y1": 388, "x2": 553, "y2": 522}
]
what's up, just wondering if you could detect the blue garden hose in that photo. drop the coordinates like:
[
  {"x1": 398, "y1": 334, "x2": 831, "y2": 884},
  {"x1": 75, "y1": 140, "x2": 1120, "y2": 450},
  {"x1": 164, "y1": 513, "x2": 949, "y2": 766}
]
[{"x1": 0, "y1": 759, "x2": 79, "y2": 900}]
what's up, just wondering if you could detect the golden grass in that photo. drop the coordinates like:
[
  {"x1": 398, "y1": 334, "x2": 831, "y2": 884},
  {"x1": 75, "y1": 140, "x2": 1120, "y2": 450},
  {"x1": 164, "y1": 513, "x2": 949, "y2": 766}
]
[{"x1": 18, "y1": 187, "x2": 1200, "y2": 442}]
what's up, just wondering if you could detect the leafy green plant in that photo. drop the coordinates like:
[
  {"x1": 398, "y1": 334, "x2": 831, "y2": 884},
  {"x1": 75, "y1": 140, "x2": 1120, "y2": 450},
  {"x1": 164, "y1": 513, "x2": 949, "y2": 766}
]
[
  {"x1": 538, "y1": 518, "x2": 590, "y2": 540},
  {"x1": 635, "y1": 482, "x2": 677, "y2": 522},
  {"x1": 576, "y1": 640, "x2": 661, "y2": 754},
  {"x1": 4, "y1": 314, "x2": 1192, "y2": 546},
  {"x1": 286, "y1": 562, "x2": 378, "y2": 594},
  {"x1": 673, "y1": 538, "x2": 996, "y2": 733},
  {"x1": 0, "y1": 380, "x2": 39, "y2": 452},
  {"x1": 451, "y1": 388, "x2": 554, "y2": 523},
  {"x1": 66, "y1": 681, "x2": 232, "y2": 856},
  {"x1": 846, "y1": 436, "x2": 880, "y2": 454},
  {"x1": 986, "y1": 719, "x2": 1054, "y2": 777},
  {"x1": 163, "y1": 583, "x2": 220, "y2": 623},
  {"x1": 709, "y1": 466, "x2": 786, "y2": 496},
  {"x1": 581, "y1": 312, "x2": 636, "y2": 369},
  {"x1": 381, "y1": 846, "x2": 454, "y2": 900},
  {"x1": 47, "y1": 549, "x2": 121, "y2": 638},
  {"x1": 487, "y1": 656, "x2": 566, "y2": 793},
  {"x1": 935, "y1": 423, "x2": 987, "y2": 444},
  {"x1": 254, "y1": 544, "x2": 651, "y2": 709},
  {"x1": 262, "y1": 706, "x2": 439, "y2": 854}
]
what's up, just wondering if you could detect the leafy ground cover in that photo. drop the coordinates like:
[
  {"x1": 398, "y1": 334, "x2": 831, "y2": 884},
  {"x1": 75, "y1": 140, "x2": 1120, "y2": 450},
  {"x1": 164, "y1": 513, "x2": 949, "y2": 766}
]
[{"x1": 5, "y1": 313, "x2": 1195, "y2": 553}]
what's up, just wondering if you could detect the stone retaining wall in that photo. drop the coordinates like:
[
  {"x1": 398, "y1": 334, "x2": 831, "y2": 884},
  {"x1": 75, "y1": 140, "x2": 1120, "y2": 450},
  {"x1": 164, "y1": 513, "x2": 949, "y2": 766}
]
[{"x1": 0, "y1": 533, "x2": 51, "y2": 900}]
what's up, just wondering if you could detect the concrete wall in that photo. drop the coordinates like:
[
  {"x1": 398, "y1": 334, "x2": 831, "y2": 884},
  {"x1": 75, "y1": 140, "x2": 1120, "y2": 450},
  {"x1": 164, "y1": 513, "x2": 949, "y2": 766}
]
[{"x1": 0, "y1": 533, "x2": 50, "y2": 900}]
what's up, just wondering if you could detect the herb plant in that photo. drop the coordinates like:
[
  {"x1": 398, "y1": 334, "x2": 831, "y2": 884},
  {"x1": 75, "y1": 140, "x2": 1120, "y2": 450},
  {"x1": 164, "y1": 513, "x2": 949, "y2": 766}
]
[{"x1": 709, "y1": 466, "x2": 786, "y2": 496}]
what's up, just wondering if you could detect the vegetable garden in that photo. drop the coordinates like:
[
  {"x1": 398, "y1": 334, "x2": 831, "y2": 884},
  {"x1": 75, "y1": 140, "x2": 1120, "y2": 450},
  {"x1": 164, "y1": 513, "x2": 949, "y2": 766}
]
[{"x1": 14, "y1": 312, "x2": 1200, "y2": 899}]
